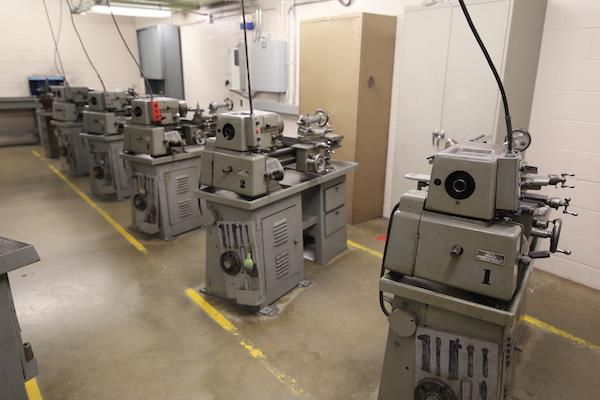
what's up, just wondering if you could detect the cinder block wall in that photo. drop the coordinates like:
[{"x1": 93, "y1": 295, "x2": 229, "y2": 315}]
[
  {"x1": 526, "y1": 0, "x2": 600, "y2": 289},
  {"x1": 0, "y1": 1, "x2": 144, "y2": 95}
]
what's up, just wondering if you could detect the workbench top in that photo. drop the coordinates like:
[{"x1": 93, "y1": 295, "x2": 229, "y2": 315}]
[{"x1": 196, "y1": 160, "x2": 358, "y2": 211}]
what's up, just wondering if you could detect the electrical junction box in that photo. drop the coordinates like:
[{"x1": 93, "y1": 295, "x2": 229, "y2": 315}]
[{"x1": 250, "y1": 40, "x2": 288, "y2": 93}]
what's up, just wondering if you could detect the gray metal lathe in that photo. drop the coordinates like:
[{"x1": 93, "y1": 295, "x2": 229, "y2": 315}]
[
  {"x1": 80, "y1": 90, "x2": 136, "y2": 200},
  {"x1": 121, "y1": 97, "x2": 228, "y2": 240},
  {"x1": 0, "y1": 237, "x2": 40, "y2": 400},
  {"x1": 50, "y1": 85, "x2": 91, "y2": 176},
  {"x1": 197, "y1": 109, "x2": 357, "y2": 313},
  {"x1": 36, "y1": 89, "x2": 60, "y2": 159},
  {"x1": 377, "y1": 135, "x2": 577, "y2": 400}
]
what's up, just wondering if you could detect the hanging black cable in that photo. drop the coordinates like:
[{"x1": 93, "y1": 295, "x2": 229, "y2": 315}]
[
  {"x1": 378, "y1": 202, "x2": 400, "y2": 317},
  {"x1": 42, "y1": 0, "x2": 69, "y2": 86},
  {"x1": 105, "y1": 0, "x2": 153, "y2": 99},
  {"x1": 457, "y1": 0, "x2": 513, "y2": 153},
  {"x1": 66, "y1": 0, "x2": 107, "y2": 93},
  {"x1": 240, "y1": 0, "x2": 254, "y2": 114}
]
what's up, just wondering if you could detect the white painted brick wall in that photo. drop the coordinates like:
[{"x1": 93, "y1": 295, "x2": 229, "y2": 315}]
[
  {"x1": 527, "y1": 0, "x2": 600, "y2": 289},
  {"x1": 0, "y1": 1, "x2": 144, "y2": 96}
]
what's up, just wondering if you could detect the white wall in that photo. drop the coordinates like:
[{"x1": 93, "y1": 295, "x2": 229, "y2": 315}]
[
  {"x1": 525, "y1": 0, "x2": 600, "y2": 290},
  {"x1": 0, "y1": 0, "x2": 143, "y2": 96}
]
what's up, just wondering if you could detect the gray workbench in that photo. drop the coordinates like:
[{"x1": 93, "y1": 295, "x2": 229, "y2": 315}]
[
  {"x1": 0, "y1": 237, "x2": 40, "y2": 400},
  {"x1": 120, "y1": 145, "x2": 204, "y2": 166}
]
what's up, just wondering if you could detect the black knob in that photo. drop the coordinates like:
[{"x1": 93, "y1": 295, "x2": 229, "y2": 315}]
[
  {"x1": 133, "y1": 194, "x2": 147, "y2": 211},
  {"x1": 450, "y1": 245, "x2": 464, "y2": 257}
]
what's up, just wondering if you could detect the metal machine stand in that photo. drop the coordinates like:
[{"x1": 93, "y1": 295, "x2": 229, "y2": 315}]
[
  {"x1": 197, "y1": 160, "x2": 357, "y2": 312},
  {"x1": 121, "y1": 147, "x2": 205, "y2": 240},
  {"x1": 82, "y1": 133, "x2": 133, "y2": 200},
  {"x1": 36, "y1": 110, "x2": 60, "y2": 159},
  {"x1": 0, "y1": 237, "x2": 40, "y2": 400},
  {"x1": 51, "y1": 120, "x2": 88, "y2": 176},
  {"x1": 378, "y1": 268, "x2": 530, "y2": 400}
]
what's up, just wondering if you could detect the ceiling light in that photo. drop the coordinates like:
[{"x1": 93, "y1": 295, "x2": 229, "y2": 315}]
[{"x1": 90, "y1": 4, "x2": 172, "y2": 18}]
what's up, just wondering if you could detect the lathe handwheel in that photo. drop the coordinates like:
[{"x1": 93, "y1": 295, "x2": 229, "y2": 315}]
[
  {"x1": 414, "y1": 378, "x2": 457, "y2": 400},
  {"x1": 92, "y1": 166, "x2": 105, "y2": 180},
  {"x1": 133, "y1": 194, "x2": 147, "y2": 211},
  {"x1": 220, "y1": 251, "x2": 242, "y2": 276}
]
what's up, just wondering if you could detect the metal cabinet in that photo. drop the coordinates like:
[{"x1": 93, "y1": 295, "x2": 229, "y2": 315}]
[
  {"x1": 389, "y1": 0, "x2": 547, "y2": 205},
  {"x1": 137, "y1": 25, "x2": 184, "y2": 99}
]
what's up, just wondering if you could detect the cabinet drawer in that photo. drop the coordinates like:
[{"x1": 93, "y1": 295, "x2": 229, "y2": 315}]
[
  {"x1": 325, "y1": 206, "x2": 346, "y2": 237},
  {"x1": 324, "y1": 182, "x2": 346, "y2": 213}
]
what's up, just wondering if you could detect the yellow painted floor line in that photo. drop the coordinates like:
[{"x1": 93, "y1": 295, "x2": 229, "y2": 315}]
[
  {"x1": 347, "y1": 240, "x2": 384, "y2": 258},
  {"x1": 347, "y1": 239, "x2": 600, "y2": 353},
  {"x1": 47, "y1": 164, "x2": 148, "y2": 255},
  {"x1": 25, "y1": 378, "x2": 44, "y2": 400},
  {"x1": 185, "y1": 288, "x2": 306, "y2": 398},
  {"x1": 32, "y1": 150, "x2": 148, "y2": 255},
  {"x1": 523, "y1": 315, "x2": 600, "y2": 352},
  {"x1": 31, "y1": 150, "x2": 45, "y2": 160}
]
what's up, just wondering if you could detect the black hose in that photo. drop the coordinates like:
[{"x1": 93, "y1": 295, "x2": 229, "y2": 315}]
[
  {"x1": 379, "y1": 202, "x2": 400, "y2": 317},
  {"x1": 457, "y1": 0, "x2": 513, "y2": 153},
  {"x1": 42, "y1": 0, "x2": 69, "y2": 86},
  {"x1": 241, "y1": 0, "x2": 254, "y2": 114},
  {"x1": 105, "y1": 0, "x2": 153, "y2": 99},
  {"x1": 66, "y1": 0, "x2": 107, "y2": 93}
]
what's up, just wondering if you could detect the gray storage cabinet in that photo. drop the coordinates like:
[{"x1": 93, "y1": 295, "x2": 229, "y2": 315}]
[{"x1": 137, "y1": 25, "x2": 184, "y2": 99}]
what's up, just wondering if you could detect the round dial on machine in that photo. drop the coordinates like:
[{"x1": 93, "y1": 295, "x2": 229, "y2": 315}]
[
  {"x1": 414, "y1": 378, "x2": 457, "y2": 400},
  {"x1": 220, "y1": 251, "x2": 242, "y2": 276},
  {"x1": 507, "y1": 129, "x2": 532, "y2": 152},
  {"x1": 222, "y1": 123, "x2": 235, "y2": 140}
]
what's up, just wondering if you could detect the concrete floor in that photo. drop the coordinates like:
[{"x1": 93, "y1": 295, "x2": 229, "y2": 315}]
[{"x1": 1, "y1": 145, "x2": 599, "y2": 400}]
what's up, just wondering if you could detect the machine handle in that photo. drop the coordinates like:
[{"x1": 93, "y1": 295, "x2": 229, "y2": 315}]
[{"x1": 529, "y1": 250, "x2": 551, "y2": 259}]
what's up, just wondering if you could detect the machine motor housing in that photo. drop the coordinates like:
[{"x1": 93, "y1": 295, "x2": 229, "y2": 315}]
[
  {"x1": 50, "y1": 85, "x2": 90, "y2": 104},
  {"x1": 88, "y1": 90, "x2": 130, "y2": 112},
  {"x1": 130, "y1": 97, "x2": 185, "y2": 126},
  {"x1": 123, "y1": 125, "x2": 183, "y2": 157},
  {"x1": 215, "y1": 110, "x2": 284, "y2": 152},
  {"x1": 200, "y1": 141, "x2": 284, "y2": 198},
  {"x1": 52, "y1": 101, "x2": 79, "y2": 122},
  {"x1": 426, "y1": 143, "x2": 521, "y2": 220},
  {"x1": 385, "y1": 190, "x2": 524, "y2": 301},
  {"x1": 83, "y1": 111, "x2": 126, "y2": 135}
]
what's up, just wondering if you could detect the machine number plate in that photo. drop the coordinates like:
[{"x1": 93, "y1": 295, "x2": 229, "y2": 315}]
[{"x1": 475, "y1": 250, "x2": 505, "y2": 266}]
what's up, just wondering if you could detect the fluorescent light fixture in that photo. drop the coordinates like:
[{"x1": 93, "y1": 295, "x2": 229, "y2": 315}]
[{"x1": 91, "y1": 4, "x2": 172, "y2": 18}]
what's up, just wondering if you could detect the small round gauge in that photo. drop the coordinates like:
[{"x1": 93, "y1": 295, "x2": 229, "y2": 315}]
[{"x1": 508, "y1": 129, "x2": 532, "y2": 152}]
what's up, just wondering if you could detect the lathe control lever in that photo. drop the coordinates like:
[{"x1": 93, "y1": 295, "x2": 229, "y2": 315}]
[
  {"x1": 544, "y1": 197, "x2": 579, "y2": 216},
  {"x1": 521, "y1": 173, "x2": 575, "y2": 190}
]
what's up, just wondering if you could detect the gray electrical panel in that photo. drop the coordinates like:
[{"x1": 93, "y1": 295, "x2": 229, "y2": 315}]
[
  {"x1": 250, "y1": 40, "x2": 287, "y2": 93},
  {"x1": 137, "y1": 25, "x2": 184, "y2": 99}
]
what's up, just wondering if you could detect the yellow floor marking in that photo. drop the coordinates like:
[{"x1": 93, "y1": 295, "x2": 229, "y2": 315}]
[
  {"x1": 31, "y1": 150, "x2": 45, "y2": 160},
  {"x1": 33, "y1": 150, "x2": 305, "y2": 395},
  {"x1": 185, "y1": 288, "x2": 306, "y2": 398},
  {"x1": 46, "y1": 164, "x2": 148, "y2": 255},
  {"x1": 25, "y1": 378, "x2": 44, "y2": 400},
  {"x1": 523, "y1": 315, "x2": 600, "y2": 352},
  {"x1": 348, "y1": 239, "x2": 600, "y2": 353},
  {"x1": 347, "y1": 240, "x2": 384, "y2": 258}
]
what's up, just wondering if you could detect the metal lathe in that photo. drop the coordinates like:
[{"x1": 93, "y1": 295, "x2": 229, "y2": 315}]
[
  {"x1": 377, "y1": 135, "x2": 577, "y2": 400},
  {"x1": 197, "y1": 109, "x2": 357, "y2": 314},
  {"x1": 50, "y1": 85, "x2": 91, "y2": 176},
  {"x1": 81, "y1": 89, "x2": 136, "y2": 200},
  {"x1": 121, "y1": 97, "x2": 232, "y2": 240}
]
